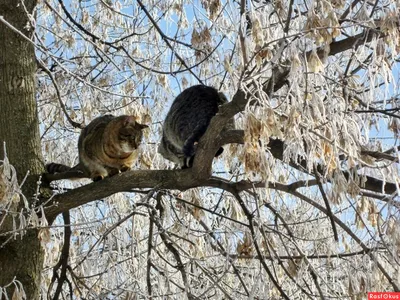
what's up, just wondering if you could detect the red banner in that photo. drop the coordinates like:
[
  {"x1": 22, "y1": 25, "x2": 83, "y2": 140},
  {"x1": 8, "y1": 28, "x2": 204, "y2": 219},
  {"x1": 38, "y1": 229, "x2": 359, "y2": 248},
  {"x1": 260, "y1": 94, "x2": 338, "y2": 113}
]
[{"x1": 368, "y1": 292, "x2": 400, "y2": 299}]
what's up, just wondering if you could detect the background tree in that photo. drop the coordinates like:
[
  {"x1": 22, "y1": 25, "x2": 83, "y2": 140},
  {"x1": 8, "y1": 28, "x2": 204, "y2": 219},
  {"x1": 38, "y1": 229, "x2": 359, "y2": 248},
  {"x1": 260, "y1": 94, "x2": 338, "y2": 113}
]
[
  {"x1": 0, "y1": 0, "x2": 45, "y2": 299},
  {"x1": 1, "y1": 0, "x2": 400, "y2": 299}
]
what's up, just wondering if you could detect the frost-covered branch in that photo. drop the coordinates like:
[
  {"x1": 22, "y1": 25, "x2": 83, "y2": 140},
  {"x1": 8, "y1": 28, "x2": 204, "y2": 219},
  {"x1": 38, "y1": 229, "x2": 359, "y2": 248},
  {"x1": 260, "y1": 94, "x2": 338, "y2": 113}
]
[{"x1": 48, "y1": 212, "x2": 72, "y2": 300}]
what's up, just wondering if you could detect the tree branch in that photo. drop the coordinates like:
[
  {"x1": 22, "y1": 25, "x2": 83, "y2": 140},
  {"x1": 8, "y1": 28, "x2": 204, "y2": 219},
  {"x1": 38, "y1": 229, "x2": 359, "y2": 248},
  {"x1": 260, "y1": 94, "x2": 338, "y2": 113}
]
[
  {"x1": 48, "y1": 211, "x2": 72, "y2": 300},
  {"x1": 148, "y1": 204, "x2": 195, "y2": 300},
  {"x1": 314, "y1": 166, "x2": 339, "y2": 242}
]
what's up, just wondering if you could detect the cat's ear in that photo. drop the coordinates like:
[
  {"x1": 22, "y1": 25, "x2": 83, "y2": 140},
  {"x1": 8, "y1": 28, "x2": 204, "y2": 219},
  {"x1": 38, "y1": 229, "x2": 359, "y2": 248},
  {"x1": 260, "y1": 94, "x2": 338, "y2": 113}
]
[
  {"x1": 123, "y1": 116, "x2": 136, "y2": 126},
  {"x1": 136, "y1": 123, "x2": 149, "y2": 130}
]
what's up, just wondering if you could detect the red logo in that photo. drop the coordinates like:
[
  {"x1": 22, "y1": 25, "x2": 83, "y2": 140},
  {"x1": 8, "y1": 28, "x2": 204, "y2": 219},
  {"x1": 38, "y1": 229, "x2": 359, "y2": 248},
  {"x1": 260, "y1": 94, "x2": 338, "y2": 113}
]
[{"x1": 368, "y1": 292, "x2": 400, "y2": 299}]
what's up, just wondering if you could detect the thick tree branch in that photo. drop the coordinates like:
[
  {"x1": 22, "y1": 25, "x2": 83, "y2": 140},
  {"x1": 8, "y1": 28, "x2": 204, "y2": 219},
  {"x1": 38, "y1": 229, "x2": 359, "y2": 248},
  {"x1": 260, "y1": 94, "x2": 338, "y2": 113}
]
[
  {"x1": 327, "y1": 29, "x2": 380, "y2": 56},
  {"x1": 192, "y1": 90, "x2": 247, "y2": 176},
  {"x1": 43, "y1": 140, "x2": 399, "y2": 225},
  {"x1": 44, "y1": 169, "x2": 194, "y2": 222},
  {"x1": 361, "y1": 149, "x2": 398, "y2": 163},
  {"x1": 231, "y1": 247, "x2": 385, "y2": 260}
]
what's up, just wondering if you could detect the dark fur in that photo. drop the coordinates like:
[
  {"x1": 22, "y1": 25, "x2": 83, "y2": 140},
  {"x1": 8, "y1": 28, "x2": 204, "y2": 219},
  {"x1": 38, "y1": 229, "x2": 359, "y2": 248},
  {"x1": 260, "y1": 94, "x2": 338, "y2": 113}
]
[
  {"x1": 46, "y1": 115, "x2": 147, "y2": 181},
  {"x1": 46, "y1": 162, "x2": 73, "y2": 174},
  {"x1": 158, "y1": 85, "x2": 234, "y2": 168}
]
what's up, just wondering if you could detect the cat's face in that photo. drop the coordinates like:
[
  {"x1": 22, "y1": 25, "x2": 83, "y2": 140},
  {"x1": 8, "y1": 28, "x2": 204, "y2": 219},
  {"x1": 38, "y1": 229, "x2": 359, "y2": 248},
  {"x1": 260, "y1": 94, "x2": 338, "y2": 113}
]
[
  {"x1": 118, "y1": 117, "x2": 148, "y2": 151},
  {"x1": 158, "y1": 137, "x2": 185, "y2": 166}
]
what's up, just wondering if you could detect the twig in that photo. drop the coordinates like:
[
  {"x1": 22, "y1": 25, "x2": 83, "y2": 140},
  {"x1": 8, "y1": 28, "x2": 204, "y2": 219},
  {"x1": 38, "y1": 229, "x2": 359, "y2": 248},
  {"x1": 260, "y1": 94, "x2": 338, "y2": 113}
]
[
  {"x1": 146, "y1": 215, "x2": 154, "y2": 299},
  {"x1": 340, "y1": 0, "x2": 362, "y2": 22},
  {"x1": 238, "y1": 0, "x2": 248, "y2": 66},
  {"x1": 284, "y1": 0, "x2": 295, "y2": 34},
  {"x1": 136, "y1": 0, "x2": 202, "y2": 83},
  {"x1": 230, "y1": 189, "x2": 291, "y2": 300},
  {"x1": 148, "y1": 205, "x2": 195, "y2": 300},
  {"x1": 37, "y1": 60, "x2": 84, "y2": 129},
  {"x1": 313, "y1": 165, "x2": 339, "y2": 242},
  {"x1": 49, "y1": 211, "x2": 72, "y2": 300}
]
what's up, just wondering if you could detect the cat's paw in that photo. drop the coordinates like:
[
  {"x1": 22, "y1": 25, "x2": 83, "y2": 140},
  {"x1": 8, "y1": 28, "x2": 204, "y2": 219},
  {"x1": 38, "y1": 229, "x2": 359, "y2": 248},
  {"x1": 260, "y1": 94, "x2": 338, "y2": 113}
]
[
  {"x1": 120, "y1": 165, "x2": 131, "y2": 172},
  {"x1": 107, "y1": 168, "x2": 120, "y2": 177},
  {"x1": 182, "y1": 141, "x2": 197, "y2": 158},
  {"x1": 92, "y1": 175, "x2": 104, "y2": 182}
]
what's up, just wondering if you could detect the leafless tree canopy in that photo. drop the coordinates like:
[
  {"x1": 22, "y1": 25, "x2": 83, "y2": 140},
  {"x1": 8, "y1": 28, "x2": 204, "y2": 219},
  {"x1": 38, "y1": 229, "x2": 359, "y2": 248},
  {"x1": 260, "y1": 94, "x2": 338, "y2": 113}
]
[{"x1": 1, "y1": 0, "x2": 400, "y2": 298}]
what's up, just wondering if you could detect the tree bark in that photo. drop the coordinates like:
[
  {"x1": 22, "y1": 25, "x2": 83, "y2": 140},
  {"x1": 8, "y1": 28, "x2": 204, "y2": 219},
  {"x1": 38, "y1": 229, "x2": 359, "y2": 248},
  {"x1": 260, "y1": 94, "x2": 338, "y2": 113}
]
[{"x1": 0, "y1": 1, "x2": 44, "y2": 299}]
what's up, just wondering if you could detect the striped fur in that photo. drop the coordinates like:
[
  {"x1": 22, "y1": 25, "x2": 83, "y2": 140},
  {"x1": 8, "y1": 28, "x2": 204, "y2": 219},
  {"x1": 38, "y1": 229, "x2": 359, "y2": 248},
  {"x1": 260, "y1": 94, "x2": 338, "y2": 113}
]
[
  {"x1": 46, "y1": 162, "x2": 72, "y2": 174},
  {"x1": 158, "y1": 85, "x2": 235, "y2": 168},
  {"x1": 47, "y1": 115, "x2": 148, "y2": 181}
]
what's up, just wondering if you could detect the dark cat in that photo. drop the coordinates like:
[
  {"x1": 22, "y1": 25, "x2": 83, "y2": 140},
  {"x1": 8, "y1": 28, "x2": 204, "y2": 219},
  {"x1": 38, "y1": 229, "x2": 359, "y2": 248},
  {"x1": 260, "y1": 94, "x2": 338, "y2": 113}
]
[
  {"x1": 158, "y1": 85, "x2": 234, "y2": 168},
  {"x1": 46, "y1": 115, "x2": 148, "y2": 181}
]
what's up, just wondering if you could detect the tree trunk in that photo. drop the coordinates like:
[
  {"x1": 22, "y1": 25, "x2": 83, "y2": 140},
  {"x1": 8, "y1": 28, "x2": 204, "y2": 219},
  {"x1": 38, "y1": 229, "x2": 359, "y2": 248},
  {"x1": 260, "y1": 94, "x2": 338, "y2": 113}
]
[{"x1": 0, "y1": 1, "x2": 44, "y2": 299}]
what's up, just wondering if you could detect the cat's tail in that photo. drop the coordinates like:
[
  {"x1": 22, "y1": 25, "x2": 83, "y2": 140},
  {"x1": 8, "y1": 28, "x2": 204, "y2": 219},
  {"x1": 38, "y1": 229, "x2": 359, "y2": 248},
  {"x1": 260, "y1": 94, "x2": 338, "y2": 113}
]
[
  {"x1": 45, "y1": 162, "x2": 72, "y2": 174},
  {"x1": 182, "y1": 146, "x2": 224, "y2": 168},
  {"x1": 43, "y1": 163, "x2": 87, "y2": 184}
]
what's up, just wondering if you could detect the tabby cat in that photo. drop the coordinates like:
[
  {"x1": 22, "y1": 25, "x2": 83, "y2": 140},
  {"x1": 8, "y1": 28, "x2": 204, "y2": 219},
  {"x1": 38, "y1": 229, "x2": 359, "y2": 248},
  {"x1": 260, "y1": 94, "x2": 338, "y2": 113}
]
[
  {"x1": 46, "y1": 115, "x2": 148, "y2": 181},
  {"x1": 158, "y1": 85, "x2": 235, "y2": 168}
]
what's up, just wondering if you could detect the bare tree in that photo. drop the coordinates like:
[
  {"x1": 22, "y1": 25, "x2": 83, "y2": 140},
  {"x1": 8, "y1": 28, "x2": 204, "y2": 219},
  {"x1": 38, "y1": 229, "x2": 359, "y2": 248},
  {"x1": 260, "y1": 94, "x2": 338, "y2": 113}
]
[{"x1": 1, "y1": 0, "x2": 400, "y2": 299}]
